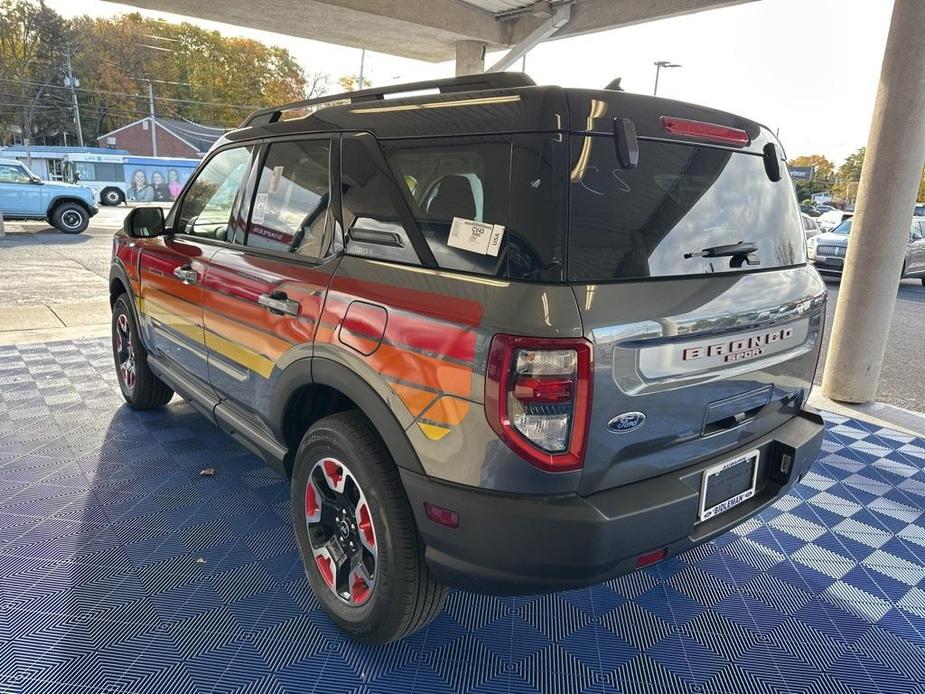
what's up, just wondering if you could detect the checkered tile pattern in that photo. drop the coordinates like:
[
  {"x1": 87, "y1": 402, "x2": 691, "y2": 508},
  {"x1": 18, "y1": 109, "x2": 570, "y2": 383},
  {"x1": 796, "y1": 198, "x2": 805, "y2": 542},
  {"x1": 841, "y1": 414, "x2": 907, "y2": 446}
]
[{"x1": 1, "y1": 338, "x2": 924, "y2": 694}]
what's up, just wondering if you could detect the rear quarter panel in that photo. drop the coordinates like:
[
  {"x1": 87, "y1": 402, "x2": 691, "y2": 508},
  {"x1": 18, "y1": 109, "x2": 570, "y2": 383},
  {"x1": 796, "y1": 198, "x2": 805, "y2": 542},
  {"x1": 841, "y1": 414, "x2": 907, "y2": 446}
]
[{"x1": 317, "y1": 255, "x2": 585, "y2": 494}]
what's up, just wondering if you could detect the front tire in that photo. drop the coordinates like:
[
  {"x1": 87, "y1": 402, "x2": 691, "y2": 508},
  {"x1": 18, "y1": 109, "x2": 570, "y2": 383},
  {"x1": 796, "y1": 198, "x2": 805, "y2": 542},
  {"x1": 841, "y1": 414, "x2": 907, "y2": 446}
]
[
  {"x1": 50, "y1": 202, "x2": 89, "y2": 234},
  {"x1": 290, "y1": 411, "x2": 446, "y2": 644},
  {"x1": 111, "y1": 294, "x2": 173, "y2": 409}
]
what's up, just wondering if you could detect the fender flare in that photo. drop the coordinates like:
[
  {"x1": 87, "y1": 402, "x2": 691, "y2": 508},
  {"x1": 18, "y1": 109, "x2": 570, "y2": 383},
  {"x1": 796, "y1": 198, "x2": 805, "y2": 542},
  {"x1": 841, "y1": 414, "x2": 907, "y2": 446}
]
[{"x1": 270, "y1": 357, "x2": 425, "y2": 475}]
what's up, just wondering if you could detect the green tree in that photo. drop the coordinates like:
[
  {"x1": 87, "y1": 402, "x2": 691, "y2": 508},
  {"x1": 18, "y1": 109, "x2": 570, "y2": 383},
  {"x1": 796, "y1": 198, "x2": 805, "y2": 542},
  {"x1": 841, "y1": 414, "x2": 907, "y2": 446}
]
[
  {"x1": 787, "y1": 154, "x2": 835, "y2": 202},
  {"x1": 834, "y1": 147, "x2": 865, "y2": 204}
]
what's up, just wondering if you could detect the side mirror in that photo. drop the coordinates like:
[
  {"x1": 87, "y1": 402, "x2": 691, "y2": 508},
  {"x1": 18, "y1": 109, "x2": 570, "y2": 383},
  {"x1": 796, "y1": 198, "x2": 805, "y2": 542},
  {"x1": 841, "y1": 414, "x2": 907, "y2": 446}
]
[
  {"x1": 31, "y1": 176, "x2": 43, "y2": 184},
  {"x1": 124, "y1": 206, "x2": 165, "y2": 238}
]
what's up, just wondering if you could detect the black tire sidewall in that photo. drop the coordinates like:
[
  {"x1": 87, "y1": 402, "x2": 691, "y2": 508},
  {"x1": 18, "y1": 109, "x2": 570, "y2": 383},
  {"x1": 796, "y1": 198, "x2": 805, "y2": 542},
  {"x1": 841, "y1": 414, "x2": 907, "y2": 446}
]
[
  {"x1": 102, "y1": 188, "x2": 123, "y2": 206},
  {"x1": 290, "y1": 415, "x2": 416, "y2": 640},
  {"x1": 52, "y1": 204, "x2": 89, "y2": 234},
  {"x1": 112, "y1": 295, "x2": 143, "y2": 403}
]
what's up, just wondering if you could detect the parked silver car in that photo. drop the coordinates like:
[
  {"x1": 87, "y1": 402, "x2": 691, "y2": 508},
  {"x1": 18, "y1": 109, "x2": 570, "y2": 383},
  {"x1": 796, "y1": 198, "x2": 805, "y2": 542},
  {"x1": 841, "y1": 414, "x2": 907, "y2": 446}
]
[{"x1": 808, "y1": 216, "x2": 925, "y2": 284}]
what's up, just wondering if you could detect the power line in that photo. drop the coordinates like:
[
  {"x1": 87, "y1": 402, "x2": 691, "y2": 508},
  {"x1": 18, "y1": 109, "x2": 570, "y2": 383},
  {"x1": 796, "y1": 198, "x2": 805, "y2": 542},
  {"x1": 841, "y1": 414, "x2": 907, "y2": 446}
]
[{"x1": 0, "y1": 77, "x2": 264, "y2": 110}]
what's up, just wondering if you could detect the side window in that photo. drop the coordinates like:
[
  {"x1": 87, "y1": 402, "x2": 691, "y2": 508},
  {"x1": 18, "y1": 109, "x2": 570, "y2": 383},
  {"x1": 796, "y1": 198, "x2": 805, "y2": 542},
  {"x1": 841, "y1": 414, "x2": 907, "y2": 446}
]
[
  {"x1": 0, "y1": 164, "x2": 31, "y2": 184},
  {"x1": 384, "y1": 135, "x2": 563, "y2": 280},
  {"x1": 341, "y1": 137, "x2": 419, "y2": 265},
  {"x1": 246, "y1": 140, "x2": 332, "y2": 257},
  {"x1": 176, "y1": 146, "x2": 252, "y2": 239},
  {"x1": 384, "y1": 137, "x2": 510, "y2": 278}
]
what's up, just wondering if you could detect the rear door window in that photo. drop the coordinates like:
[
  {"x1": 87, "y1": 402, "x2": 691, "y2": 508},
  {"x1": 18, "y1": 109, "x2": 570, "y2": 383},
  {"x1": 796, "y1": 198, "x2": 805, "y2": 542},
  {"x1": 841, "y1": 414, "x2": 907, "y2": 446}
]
[
  {"x1": 246, "y1": 139, "x2": 333, "y2": 258},
  {"x1": 568, "y1": 136, "x2": 806, "y2": 281}
]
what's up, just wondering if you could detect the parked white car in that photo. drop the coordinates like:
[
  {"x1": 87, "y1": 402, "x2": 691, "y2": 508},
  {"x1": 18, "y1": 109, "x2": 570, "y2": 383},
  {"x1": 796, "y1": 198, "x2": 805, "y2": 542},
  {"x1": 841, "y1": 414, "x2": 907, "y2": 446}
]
[{"x1": 817, "y1": 209, "x2": 853, "y2": 232}]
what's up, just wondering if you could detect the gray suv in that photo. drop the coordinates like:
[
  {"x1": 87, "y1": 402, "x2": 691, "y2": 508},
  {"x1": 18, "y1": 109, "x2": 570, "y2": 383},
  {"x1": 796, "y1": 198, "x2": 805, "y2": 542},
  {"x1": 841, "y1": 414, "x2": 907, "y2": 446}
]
[{"x1": 110, "y1": 73, "x2": 826, "y2": 643}]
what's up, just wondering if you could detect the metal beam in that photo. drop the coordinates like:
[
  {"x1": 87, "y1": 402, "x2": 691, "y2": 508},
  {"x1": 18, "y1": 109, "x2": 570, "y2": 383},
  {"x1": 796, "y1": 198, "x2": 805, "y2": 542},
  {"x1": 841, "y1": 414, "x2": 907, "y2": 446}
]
[{"x1": 487, "y1": 3, "x2": 572, "y2": 73}]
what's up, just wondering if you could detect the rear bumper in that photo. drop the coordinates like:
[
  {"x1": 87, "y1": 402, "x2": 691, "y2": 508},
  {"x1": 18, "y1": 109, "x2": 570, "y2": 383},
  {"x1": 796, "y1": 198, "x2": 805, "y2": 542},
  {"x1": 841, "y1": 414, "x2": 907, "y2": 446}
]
[{"x1": 402, "y1": 409, "x2": 824, "y2": 595}]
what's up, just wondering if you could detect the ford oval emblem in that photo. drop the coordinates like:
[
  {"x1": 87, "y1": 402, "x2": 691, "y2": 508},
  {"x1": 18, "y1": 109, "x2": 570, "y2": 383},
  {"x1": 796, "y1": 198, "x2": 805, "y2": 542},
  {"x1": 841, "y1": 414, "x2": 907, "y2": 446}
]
[{"x1": 608, "y1": 412, "x2": 646, "y2": 433}]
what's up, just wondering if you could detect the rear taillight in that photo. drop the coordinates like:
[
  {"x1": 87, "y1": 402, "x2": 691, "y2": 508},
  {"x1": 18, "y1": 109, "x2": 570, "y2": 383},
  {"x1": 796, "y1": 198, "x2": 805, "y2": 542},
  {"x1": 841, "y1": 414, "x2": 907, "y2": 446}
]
[
  {"x1": 485, "y1": 335, "x2": 592, "y2": 473},
  {"x1": 660, "y1": 115, "x2": 750, "y2": 146}
]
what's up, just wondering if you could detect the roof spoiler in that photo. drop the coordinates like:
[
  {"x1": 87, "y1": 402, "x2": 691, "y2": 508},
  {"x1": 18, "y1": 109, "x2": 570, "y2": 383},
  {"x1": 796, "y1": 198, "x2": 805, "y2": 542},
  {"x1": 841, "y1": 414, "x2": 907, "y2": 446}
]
[{"x1": 241, "y1": 72, "x2": 536, "y2": 128}]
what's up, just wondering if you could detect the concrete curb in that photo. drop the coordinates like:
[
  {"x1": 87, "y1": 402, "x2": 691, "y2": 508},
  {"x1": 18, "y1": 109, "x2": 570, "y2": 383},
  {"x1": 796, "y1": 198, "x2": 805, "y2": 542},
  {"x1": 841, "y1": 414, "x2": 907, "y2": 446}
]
[{"x1": 809, "y1": 391, "x2": 925, "y2": 438}]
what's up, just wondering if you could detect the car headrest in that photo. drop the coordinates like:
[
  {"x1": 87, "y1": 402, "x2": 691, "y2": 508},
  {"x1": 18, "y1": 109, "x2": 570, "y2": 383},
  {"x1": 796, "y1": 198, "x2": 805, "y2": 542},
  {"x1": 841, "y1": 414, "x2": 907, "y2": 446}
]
[{"x1": 426, "y1": 175, "x2": 476, "y2": 221}]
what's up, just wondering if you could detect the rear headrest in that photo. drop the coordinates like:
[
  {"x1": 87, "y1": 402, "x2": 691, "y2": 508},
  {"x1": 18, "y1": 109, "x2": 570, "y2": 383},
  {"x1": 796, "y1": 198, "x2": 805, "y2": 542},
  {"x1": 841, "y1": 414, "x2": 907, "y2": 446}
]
[{"x1": 426, "y1": 175, "x2": 476, "y2": 221}]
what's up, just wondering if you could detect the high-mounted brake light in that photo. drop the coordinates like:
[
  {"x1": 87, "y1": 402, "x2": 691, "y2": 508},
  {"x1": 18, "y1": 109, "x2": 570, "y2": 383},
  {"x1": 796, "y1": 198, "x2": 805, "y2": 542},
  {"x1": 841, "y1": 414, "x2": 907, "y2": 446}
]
[
  {"x1": 485, "y1": 335, "x2": 592, "y2": 473},
  {"x1": 660, "y1": 116, "x2": 750, "y2": 146}
]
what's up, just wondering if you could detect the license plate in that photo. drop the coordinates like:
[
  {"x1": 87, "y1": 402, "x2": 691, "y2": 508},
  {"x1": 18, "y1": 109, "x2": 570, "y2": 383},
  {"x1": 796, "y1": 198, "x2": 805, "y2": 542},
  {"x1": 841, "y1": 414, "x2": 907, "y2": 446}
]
[{"x1": 698, "y1": 449, "x2": 759, "y2": 522}]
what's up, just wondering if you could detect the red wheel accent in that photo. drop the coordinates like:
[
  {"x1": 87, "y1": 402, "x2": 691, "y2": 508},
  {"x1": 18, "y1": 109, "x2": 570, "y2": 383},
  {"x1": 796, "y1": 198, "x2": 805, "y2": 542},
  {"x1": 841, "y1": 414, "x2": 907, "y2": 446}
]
[
  {"x1": 350, "y1": 571, "x2": 371, "y2": 604},
  {"x1": 322, "y1": 459, "x2": 344, "y2": 490},
  {"x1": 315, "y1": 553, "x2": 334, "y2": 587},
  {"x1": 305, "y1": 482, "x2": 319, "y2": 517},
  {"x1": 357, "y1": 502, "x2": 375, "y2": 549}
]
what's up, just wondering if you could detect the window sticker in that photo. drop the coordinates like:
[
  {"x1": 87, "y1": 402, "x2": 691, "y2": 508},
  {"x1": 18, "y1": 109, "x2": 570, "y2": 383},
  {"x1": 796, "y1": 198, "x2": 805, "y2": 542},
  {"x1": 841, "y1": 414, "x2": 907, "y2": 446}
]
[
  {"x1": 447, "y1": 217, "x2": 505, "y2": 257},
  {"x1": 252, "y1": 192, "x2": 269, "y2": 225}
]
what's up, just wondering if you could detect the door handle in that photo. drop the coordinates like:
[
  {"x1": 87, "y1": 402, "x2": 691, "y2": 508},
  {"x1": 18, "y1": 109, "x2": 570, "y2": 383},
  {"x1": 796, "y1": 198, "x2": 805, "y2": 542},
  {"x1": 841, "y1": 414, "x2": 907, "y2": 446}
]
[
  {"x1": 258, "y1": 291, "x2": 300, "y2": 316},
  {"x1": 173, "y1": 265, "x2": 198, "y2": 284}
]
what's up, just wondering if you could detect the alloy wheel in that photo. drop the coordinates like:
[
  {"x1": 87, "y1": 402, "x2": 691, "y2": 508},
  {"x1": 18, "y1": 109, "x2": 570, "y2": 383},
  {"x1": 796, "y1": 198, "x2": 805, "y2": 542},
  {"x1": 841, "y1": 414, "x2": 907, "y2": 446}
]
[
  {"x1": 305, "y1": 457, "x2": 377, "y2": 606},
  {"x1": 115, "y1": 313, "x2": 136, "y2": 392}
]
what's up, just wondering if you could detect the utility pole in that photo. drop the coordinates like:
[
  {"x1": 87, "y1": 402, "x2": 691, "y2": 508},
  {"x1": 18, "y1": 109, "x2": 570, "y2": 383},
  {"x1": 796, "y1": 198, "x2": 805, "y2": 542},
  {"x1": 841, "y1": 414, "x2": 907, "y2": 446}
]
[
  {"x1": 147, "y1": 81, "x2": 157, "y2": 157},
  {"x1": 358, "y1": 49, "x2": 366, "y2": 90},
  {"x1": 64, "y1": 48, "x2": 84, "y2": 147}
]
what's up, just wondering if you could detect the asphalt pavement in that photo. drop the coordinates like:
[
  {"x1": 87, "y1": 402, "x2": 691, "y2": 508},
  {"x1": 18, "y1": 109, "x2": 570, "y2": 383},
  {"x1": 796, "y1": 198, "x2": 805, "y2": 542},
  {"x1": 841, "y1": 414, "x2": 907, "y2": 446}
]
[{"x1": 1, "y1": 208, "x2": 923, "y2": 413}]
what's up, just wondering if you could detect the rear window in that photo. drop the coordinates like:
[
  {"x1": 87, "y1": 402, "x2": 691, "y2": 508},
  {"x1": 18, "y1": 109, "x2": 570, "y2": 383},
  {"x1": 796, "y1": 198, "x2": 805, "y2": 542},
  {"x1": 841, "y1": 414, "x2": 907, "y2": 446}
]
[{"x1": 568, "y1": 136, "x2": 806, "y2": 281}]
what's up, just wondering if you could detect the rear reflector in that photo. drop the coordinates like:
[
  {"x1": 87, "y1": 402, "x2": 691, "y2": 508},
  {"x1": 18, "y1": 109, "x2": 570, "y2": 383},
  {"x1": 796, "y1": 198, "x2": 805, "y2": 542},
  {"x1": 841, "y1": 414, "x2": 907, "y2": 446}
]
[
  {"x1": 635, "y1": 547, "x2": 668, "y2": 569},
  {"x1": 424, "y1": 502, "x2": 459, "y2": 529},
  {"x1": 660, "y1": 116, "x2": 749, "y2": 146}
]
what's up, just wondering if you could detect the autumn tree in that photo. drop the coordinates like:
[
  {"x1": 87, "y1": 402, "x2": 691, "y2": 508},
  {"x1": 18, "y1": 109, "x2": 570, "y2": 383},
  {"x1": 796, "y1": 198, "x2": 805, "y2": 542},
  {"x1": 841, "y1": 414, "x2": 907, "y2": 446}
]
[
  {"x1": 788, "y1": 154, "x2": 835, "y2": 201},
  {"x1": 1, "y1": 2, "x2": 329, "y2": 146},
  {"x1": 0, "y1": 0, "x2": 73, "y2": 151}
]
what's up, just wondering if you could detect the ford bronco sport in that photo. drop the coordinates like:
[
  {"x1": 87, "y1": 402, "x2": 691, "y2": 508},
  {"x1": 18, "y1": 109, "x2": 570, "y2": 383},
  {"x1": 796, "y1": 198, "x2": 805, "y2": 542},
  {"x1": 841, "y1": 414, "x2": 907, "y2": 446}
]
[{"x1": 109, "y1": 73, "x2": 826, "y2": 644}]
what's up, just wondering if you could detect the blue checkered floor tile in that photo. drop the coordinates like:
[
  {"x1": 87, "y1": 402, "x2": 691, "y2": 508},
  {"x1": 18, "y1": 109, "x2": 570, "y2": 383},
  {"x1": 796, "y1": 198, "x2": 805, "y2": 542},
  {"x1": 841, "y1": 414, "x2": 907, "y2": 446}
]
[{"x1": 1, "y1": 338, "x2": 924, "y2": 694}]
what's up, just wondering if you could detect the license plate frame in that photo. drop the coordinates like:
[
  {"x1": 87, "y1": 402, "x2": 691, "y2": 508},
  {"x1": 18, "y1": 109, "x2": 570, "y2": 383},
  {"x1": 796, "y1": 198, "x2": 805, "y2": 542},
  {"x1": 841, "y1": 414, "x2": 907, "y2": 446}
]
[{"x1": 698, "y1": 449, "x2": 760, "y2": 522}]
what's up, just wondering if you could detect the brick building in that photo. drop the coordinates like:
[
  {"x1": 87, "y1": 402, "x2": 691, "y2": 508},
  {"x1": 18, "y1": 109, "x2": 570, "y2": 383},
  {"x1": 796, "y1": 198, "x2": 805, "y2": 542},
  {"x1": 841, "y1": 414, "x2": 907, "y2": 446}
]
[{"x1": 97, "y1": 117, "x2": 226, "y2": 157}]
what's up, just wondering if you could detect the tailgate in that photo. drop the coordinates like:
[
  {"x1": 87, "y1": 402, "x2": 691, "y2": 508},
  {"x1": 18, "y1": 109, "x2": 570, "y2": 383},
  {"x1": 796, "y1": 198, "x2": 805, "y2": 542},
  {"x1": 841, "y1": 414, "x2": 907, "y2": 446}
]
[
  {"x1": 573, "y1": 268, "x2": 825, "y2": 494},
  {"x1": 564, "y1": 96, "x2": 827, "y2": 494}
]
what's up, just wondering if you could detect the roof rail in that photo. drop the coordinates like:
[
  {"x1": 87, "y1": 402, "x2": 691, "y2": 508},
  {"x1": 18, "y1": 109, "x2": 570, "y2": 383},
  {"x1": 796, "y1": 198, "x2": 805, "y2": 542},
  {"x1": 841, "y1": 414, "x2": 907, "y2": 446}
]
[{"x1": 241, "y1": 72, "x2": 535, "y2": 128}]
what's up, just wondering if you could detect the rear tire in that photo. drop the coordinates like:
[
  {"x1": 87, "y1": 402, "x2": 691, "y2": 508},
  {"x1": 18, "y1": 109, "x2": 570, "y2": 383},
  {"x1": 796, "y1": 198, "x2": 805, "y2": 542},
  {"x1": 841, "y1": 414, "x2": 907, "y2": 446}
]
[
  {"x1": 290, "y1": 410, "x2": 447, "y2": 644},
  {"x1": 111, "y1": 294, "x2": 173, "y2": 409},
  {"x1": 50, "y1": 202, "x2": 89, "y2": 234},
  {"x1": 101, "y1": 187, "x2": 124, "y2": 206}
]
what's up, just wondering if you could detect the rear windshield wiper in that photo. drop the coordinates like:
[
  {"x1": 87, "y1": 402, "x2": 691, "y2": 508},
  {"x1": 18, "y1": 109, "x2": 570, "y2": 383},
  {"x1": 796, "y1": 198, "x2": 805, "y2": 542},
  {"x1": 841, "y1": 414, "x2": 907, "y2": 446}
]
[{"x1": 684, "y1": 241, "x2": 760, "y2": 268}]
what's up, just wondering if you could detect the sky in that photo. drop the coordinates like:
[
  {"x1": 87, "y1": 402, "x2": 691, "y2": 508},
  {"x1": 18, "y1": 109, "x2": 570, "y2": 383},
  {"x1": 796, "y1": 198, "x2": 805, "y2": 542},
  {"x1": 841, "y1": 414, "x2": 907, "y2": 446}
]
[{"x1": 47, "y1": 0, "x2": 895, "y2": 166}]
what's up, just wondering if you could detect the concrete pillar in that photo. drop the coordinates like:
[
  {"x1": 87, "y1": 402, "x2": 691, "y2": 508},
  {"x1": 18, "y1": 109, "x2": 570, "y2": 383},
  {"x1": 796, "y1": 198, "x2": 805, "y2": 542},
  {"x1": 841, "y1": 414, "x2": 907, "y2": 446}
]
[
  {"x1": 821, "y1": 0, "x2": 925, "y2": 403},
  {"x1": 455, "y1": 40, "x2": 485, "y2": 76}
]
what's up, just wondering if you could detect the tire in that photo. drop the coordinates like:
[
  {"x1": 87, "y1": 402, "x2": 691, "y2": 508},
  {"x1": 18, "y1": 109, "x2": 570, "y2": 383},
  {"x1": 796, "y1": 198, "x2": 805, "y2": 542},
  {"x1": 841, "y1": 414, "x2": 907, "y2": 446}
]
[
  {"x1": 50, "y1": 202, "x2": 89, "y2": 234},
  {"x1": 101, "y1": 187, "x2": 124, "y2": 206},
  {"x1": 290, "y1": 410, "x2": 447, "y2": 644},
  {"x1": 111, "y1": 294, "x2": 174, "y2": 409}
]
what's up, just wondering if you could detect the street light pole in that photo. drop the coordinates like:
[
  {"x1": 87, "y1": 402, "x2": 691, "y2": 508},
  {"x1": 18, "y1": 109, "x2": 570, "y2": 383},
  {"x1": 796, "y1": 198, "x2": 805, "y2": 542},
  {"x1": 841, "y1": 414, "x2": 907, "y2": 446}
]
[{"x1": 653, "y1": 60, "x2": 682, "y2": 96}]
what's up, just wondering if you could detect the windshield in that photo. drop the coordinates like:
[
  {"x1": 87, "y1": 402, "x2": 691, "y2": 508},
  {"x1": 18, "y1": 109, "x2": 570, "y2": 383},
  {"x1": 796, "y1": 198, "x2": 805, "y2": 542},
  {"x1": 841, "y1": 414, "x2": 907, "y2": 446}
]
[
  {"x1": 568, "y1": 136, "x2": 806, "y2": 281},
  {"x1": 832, "y1": 219, "x2": 852, "y2": 234}
]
